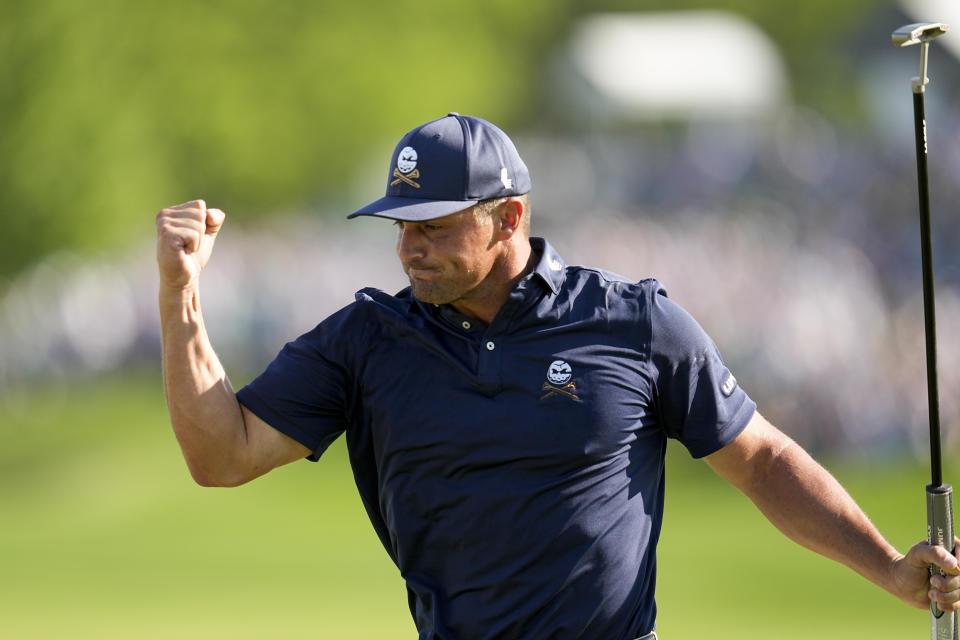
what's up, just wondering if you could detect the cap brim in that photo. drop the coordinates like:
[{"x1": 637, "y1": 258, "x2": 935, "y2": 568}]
[{"x1": 347, "y1": 196, "x2": 479, "y2": 221}]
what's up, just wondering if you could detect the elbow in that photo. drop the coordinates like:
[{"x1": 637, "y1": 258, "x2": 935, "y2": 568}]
[
  {"x1": 173, "y1": 430, "x2": 257, "y2": 488},
  {"x1": 190, "y1": 470, "x2": 227, "y2": 488},
  {"x1": 185, "y1": 460, "x2": 252, "y2": 488}
]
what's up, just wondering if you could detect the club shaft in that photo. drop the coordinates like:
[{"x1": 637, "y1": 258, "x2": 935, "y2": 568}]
[{"x1": 912, "y1": 90, "x2": 944, "y2": 487}]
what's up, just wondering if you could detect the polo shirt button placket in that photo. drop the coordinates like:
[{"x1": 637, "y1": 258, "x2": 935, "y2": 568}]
[{"x1": 477, "y1": 337, "x2": 501, "y2": 394}]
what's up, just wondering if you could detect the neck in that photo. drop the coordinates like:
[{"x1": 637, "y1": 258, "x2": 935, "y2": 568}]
[{"x1": 451, "y1": 237, "x2": 534, "y2": 326}]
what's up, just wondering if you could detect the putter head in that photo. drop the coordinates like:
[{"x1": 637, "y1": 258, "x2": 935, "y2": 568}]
[{"x1": 892, "y1": 22, "x2": 949, "y2": 47}]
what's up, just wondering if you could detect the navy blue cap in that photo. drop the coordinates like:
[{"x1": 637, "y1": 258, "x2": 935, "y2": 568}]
[{"x1": 348, "y1": 113, "x2": 531, "y2": 221}]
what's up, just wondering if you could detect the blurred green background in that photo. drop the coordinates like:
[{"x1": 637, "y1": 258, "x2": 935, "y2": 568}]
[
  {"x1": 3, "y1": 0, "x2": 960, "y2": 637},
  {"x1": 0, "y1": 371, "x2": 946, "y2": 638},
  {"x1": 0, "y1": 0, "x2": 900, "y2": 278}
]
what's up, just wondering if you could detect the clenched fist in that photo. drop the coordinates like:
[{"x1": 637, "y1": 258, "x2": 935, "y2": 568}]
[{"x1": 156, "y1": 200, "x2": 225, "y2": 291}]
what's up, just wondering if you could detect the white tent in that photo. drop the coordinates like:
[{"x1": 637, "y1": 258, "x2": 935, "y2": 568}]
[{"x1": 563, "y1": 11, "x2": 790, "y2": 121}]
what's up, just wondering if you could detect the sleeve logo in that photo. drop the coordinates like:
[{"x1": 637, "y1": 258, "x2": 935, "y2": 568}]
[{"x1": 720, "y1": 372, "x2": 738, "y2": 397}]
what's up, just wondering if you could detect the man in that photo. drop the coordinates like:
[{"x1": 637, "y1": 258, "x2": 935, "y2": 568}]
[{"x1": 157, "y1": 113, "x2": 960, "y2": 639}]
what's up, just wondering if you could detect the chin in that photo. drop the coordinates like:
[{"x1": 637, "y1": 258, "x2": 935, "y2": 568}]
[{"x1": 409, "y1": 280, "x2": 464, "y2": 306}]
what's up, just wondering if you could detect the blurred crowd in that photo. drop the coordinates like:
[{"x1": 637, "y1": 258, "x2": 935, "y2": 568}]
[{"x1": 2, "y1": 107, "x2": 960, "y2": 461}]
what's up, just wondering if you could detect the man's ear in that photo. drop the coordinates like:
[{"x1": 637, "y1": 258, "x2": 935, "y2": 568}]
[{"x1": 498, "y1": 197, "x2": 525, "y2": 236}]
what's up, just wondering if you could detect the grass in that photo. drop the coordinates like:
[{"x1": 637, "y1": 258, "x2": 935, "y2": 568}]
[
  {"x1": 658, "y1": 450, "x2": 932, "y2": 638},
  {"x1": 1, "y1": 372, "x2": 410, "y2": 639},
  {"x1": 0, "y1": 370, "x2": 948, "y2": 638}
]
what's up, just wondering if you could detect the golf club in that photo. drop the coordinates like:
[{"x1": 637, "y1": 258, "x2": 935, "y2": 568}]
[{"x1": 891, "y1": 20, "x2": 955, "y2": 640}]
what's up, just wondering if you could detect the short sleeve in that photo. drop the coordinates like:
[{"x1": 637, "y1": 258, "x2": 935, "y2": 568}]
[
  {"x1": 236, "y1": 306, "x2": 357, "y2": 461},
  {"x1": 647, "y1": 286, "x2": 755, "y2": 458}
]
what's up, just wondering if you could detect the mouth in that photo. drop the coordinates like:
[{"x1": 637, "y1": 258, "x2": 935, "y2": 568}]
[{"x1": 404, "y1": 264, "x2": 441, "y2": 280}]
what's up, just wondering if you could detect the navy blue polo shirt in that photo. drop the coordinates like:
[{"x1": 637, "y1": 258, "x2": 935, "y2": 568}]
[{"x1": 236, "y1": 237, "x2": 755, "y2": 639}]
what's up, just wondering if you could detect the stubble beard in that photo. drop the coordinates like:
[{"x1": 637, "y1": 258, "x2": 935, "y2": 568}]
[
  {"x1": 407, "y1": 273, "x2": 468, "y2": 306},
  {"x1": 408, "y1": 279, "x2": 454, "y2": 305},
  {"x1": 405, "y1": 265, "x2": 482, "y2": 306}
]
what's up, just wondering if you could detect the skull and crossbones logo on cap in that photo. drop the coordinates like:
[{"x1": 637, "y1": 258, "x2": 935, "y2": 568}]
[{"x1": 391, "y1": 146, "x2": 421, "y2": 188}]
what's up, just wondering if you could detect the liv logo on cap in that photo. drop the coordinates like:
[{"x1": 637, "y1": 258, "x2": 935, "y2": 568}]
[{"x1": 348, "y1": 113, "x2": 531, "y2": 222}]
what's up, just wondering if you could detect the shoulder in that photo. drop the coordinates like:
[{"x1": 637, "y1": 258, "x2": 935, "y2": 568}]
[
  {"x1": 292, "y1": 286, "x2": 420, "y2": 355},
  {"x1": 560, "y1": 267, "x2": 711, "y2": 356},
  {"x1": 644, "y1": 284, "x2": 713, "y2": 353},
  {"x1": 354, "y1": 285, "x2": 415, "y2": 310},
  {"x1": 559, "y1": 266, "x2": 666, "y2": 314},
  {"x1": 563, "y1": 264, "x2": 640, "y2": 287},
  {"x1": 327, "y1": 285, "x2": 419, "y2": 325},
  {"x1": 563, "y1": 265, "x2": 663, "y2": 295}
]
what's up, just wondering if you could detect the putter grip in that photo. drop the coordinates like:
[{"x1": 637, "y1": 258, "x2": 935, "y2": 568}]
[{"x1": 927, "y1": 484, "x2": 957, "y2": 640}]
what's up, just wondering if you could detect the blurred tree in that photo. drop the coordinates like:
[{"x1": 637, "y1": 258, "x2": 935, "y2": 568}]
[
  {"x1": 0, "y1": 0, "x2": 898, "y2": 279},
  {"x1": 0, "y1": 0, "x2": 567, "y2": 278}
]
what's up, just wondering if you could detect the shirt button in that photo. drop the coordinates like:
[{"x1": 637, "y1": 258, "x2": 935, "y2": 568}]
[
  {"x1": 485, "y1": 341, "x2": 495, "y2": 351},
  {"x1": 461, "y1": 321, "x2": 471, "y2": 330}
]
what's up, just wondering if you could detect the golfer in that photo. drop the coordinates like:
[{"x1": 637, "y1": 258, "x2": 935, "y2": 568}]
[{"x1": 156, "y1": 113, "x2": 960, "y2": 639}]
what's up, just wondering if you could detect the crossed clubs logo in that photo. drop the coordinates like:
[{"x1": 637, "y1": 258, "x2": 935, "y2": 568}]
[
  {"x1": 391, "y1": 146, "x2": 421, "y2": 189},
  {"x1": 541, "y1": 360, "x2": 579, "y2": 401}
]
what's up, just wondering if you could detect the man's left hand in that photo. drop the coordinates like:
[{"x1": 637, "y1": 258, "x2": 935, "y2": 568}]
[{"x1": 892, "y1": 537, "x2": 960, "y2": 611}]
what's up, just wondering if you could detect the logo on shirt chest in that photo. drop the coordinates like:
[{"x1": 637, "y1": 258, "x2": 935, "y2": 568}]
[{"x1": 540, "y1": 359, "x2": 580, "y2": 401}]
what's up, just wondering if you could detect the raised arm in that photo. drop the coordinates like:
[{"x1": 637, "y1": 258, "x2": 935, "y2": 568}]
[
  {"x1": 705, "y1": 411, "x2": 960, "y2": 611},
  {"x1": 156, "y1": 200, "x2": 310, "y2": 487}
]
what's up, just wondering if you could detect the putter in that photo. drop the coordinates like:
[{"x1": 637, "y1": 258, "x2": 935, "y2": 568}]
[{"x1": 891, "y1": 21, "x2": 956, "y2": 640}]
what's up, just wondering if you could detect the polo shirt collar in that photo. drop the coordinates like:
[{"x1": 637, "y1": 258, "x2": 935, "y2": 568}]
[{"x1": 529, "y1": 237, "x2": 565, "y2": 296}]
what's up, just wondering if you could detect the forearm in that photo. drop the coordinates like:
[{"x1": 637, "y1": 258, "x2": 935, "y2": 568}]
[
  {"x1": 707, "y1": 414, "x2": 906, "y2": 599},
  {"x1": 159, "y1": 284, "x2": 248, "y2": 485},
  {"x1": 742, "y1": 440, "x2": 902, "y2": 592}
]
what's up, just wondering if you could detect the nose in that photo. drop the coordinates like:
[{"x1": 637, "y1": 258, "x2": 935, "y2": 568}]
[{"x1": 396, "y1": 223, "x2": 425, "y2": 262}]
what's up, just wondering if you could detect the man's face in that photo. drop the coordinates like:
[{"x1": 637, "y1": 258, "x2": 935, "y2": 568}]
[{"x1": 394, "y1": 206, "x2": 499, "y2": 308}]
